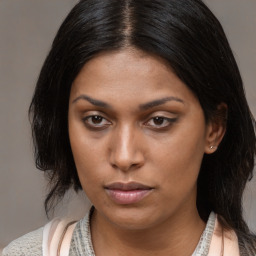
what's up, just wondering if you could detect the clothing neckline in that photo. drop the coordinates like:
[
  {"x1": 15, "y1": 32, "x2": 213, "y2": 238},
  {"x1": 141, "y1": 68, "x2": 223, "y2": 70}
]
[{"x1": 69, "y1": 208, "x2": 216, "y2": 256}]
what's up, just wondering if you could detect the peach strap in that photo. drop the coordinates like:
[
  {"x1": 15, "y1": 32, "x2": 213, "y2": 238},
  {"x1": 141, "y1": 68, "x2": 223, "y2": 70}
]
[
  {"x1": 43, "y1": 218, "x2": 77, "y2": 256},
  {"x1": 208, "y1": 217, "x2": 239, "y2": 256},
  {"x1": 59, "y1": 222, "x2": 77, "y2": 256}
]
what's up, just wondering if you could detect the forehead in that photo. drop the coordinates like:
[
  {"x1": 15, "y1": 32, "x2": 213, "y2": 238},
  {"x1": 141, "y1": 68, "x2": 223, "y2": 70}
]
[
  {"x1": 70, "y1": 48, "x2": 198, "y2": 108},
  {"x1": 73, "y1": 48, "x2": 172, "y2": 85}
]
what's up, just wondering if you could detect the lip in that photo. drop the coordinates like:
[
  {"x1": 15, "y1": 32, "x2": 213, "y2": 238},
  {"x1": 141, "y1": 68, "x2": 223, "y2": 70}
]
[{"x1": 104, "y1": 182, "x2": 153, "y2": 205}]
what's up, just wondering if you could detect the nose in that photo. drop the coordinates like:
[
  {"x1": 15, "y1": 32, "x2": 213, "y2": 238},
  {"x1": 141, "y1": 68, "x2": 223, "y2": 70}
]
[{"x1": 109, "y1": 125, "x2": 145, "y2": 172}]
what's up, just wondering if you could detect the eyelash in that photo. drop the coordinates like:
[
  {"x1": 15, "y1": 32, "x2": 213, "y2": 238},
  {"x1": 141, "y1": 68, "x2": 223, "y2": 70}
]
[
  {"x1": 144, "y1": 116, "x2": 177, "y2": 129},
  {"x1": 82, "y1": 115, "x2": 177, "y2": 130}
]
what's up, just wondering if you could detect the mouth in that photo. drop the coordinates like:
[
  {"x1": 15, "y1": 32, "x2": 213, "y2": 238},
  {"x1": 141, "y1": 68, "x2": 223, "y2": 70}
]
[{"x1": 104, "y1": 182, "x2": 153, "y2": 205}]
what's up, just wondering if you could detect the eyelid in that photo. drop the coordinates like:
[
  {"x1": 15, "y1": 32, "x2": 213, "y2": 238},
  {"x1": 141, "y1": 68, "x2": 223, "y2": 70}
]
[
  {"x1": 145, "y1": 111, "x2": 178, "y2": 120},
  {"x1": 84, "y1": 115, "x2": 110, "y2": 123}
]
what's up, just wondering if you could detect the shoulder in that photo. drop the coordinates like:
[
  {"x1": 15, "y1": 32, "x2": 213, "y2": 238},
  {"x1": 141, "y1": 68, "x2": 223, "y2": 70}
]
[
  {"x1": 2, "y1": 217, "x2": 79, "y2": 256},
  {"x1": 2, "y1": 227, "x2": 43, "y2": 256}
]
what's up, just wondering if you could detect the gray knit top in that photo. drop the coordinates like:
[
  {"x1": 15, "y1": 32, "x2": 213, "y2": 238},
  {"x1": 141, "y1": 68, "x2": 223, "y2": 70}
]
[{"x1": 3, "y1": 211, "x2": 216, "y2": 256}]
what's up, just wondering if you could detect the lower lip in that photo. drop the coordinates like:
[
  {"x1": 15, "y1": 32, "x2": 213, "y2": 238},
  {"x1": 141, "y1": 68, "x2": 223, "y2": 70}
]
[{"x1": 106, "y1": 189, "x2": 152, "y2": 205}]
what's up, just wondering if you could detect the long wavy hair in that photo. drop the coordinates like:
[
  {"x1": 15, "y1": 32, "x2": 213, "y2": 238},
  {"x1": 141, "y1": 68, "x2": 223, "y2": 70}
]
[{"x1": 29, "y1": 0, "x2": 256, "y2": 253}]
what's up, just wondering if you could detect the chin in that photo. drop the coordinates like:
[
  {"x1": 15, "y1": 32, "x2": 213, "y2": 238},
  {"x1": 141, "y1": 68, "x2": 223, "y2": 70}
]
[{"x1": 100, "y1": 204, "x2": 166, "y2": 231}]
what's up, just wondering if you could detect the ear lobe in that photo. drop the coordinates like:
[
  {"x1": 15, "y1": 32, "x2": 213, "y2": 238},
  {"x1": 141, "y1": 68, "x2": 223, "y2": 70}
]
[{"x1": 204, "y1": 103, "x2": 227, "y2": 154}]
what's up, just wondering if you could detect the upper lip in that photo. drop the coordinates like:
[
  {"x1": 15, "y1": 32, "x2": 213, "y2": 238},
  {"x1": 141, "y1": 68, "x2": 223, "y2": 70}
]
[{"x1": 104, "y1": 182, "x2": 153, "y2": 191}]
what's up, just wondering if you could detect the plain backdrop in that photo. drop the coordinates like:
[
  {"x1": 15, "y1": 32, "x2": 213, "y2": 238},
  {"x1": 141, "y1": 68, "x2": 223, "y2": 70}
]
[{"x1": 0, "y1": 0, "x2": 255, "y2": 250}]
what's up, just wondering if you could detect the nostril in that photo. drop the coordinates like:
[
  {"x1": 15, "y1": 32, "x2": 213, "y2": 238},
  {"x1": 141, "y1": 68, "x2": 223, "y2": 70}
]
[{"x1": 110, "y1": 158, "x2": 144, "y2": 172}]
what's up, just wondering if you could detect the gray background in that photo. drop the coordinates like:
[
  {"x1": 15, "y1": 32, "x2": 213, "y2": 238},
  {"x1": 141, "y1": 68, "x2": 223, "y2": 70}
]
[{"x1": 0, "y1": 0, "x2": 255, "y2": 251}]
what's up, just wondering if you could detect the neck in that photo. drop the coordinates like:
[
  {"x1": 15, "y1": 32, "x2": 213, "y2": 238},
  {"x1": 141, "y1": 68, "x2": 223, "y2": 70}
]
[{"x1": 90, "y1": 207, "x2": 206, "y2": 256}]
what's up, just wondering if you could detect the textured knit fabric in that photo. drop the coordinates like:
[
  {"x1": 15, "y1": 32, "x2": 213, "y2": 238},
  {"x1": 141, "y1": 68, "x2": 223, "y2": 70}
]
[
  {"x1": 69, "y1": 209, "x2": 94, "y2": 256},
  {"x1": 192, "y1": 212, "x2": 216, "y2": 255},
  {"x1": 2, "y1": 227, "x2": 43, "y2": 256}
]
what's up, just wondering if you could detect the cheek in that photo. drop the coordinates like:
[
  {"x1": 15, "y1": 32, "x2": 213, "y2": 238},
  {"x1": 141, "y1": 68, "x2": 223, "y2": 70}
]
[
  {"x1": 70, "y1": 137, "x2": 106, "y2": 205},
  {"x1": 152, "y1": 121, "x2": 206, "y2": 194},
  {"x1": 69, "y1": 121, "x2": 106, "y2": 187}
]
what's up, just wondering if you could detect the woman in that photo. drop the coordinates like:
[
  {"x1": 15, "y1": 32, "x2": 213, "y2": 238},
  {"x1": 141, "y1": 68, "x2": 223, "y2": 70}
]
[{"x1": 3, "y1": 0, "x2": 256, "y2": 255}]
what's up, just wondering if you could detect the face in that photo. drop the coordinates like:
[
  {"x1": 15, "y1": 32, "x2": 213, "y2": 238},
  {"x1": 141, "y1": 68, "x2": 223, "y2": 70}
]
[{"x1": 68, "y1": 48, "x2": 214, "y2": 230}]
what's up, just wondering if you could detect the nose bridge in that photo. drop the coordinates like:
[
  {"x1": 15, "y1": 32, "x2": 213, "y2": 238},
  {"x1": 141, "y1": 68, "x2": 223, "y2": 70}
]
[{"x1": 110, "y1": 123, "x2": 143, "y2": 171}]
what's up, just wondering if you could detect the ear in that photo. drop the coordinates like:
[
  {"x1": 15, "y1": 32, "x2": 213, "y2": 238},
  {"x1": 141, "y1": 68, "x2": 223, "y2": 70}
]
[{"x1": 204, "y1": 103, "x2": 227, "y2": 154}]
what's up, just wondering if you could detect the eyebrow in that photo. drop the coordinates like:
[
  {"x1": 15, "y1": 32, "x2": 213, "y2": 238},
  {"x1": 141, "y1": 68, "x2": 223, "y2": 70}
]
[
  {"x1": 72, "y1": 94, "x2": 111, "y2": 108},
  {"x1": 72, "y1": 94, "x2": 184, "y2": 110},
  {"x1": 139, "y1": 96, "x2": 184, "y2": 110}
]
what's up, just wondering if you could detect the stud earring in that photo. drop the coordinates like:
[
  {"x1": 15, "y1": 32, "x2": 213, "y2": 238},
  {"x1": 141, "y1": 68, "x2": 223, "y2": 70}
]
[{"x1": 210, "y1": 145, "x2": 217, "y2": 150}]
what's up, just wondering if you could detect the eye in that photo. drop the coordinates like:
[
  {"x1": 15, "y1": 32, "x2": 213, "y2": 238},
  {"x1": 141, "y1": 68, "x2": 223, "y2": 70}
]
[
  {"x1": 145, "y1": 116, "x2": 177, "y2": 129},
  {"x1": 83, "y1": 115, "x2": 111, "y2": 129}
]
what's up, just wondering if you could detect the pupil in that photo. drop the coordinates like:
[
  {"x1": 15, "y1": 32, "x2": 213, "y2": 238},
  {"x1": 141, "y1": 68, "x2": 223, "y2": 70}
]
[
  {"x1": 92, "y1": 116, "x2": 102, "y2": 124},
  {"x1": 154, "y1": 117, "x2": 164, "y2": 125}
]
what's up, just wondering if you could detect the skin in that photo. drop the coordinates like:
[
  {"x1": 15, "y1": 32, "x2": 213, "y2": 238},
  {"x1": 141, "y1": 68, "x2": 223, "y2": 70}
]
[{"x1": 68, "y1": 48, "x2": 225, "y2": 256}]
